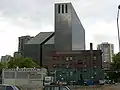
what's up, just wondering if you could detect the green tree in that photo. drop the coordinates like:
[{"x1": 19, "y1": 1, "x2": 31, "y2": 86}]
[
  {"x1": 8, "y1": 56, "x2": 40, "y2": 68},
  {"x1": 0, "y1": 62, "x2": 7, "y2": 69},
  {"x1": 111, "y1": 52, "x2": 120, "y2": 70},
  {"x1": 109, "y1": 52, "x2": 120, "y2": 82}
]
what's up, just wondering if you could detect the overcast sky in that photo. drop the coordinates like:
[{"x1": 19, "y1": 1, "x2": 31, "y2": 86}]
[{"x1": 0, "y1": 0, "x2": 120, "y2": 57}]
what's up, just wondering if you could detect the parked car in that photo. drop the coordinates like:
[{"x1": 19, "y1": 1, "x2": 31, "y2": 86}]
[{"x1": 0, "y1": 84, "x2": 19, "y2": 90}]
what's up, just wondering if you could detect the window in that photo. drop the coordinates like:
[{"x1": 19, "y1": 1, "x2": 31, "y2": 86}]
[
  {"x1": 6, "y1": 86, "x2": 13, "y2": 90},
  {"x1": 84, "y1": 64, "x2": 87, "y2": 68},
  {"x1": 65, "y1": 4, "x2": 68, "y2": 13},
  {"x1": 84, "y1": 57, "x2": 87, "y2": 59},
  {"x1": 70, "y1": 57, "x2": 73, "y2": 60},
  {"x1": 83, "y1": 69, "x2": 87, "y2": 72},
  {"x1": 56, "y1": 64, "x2": 60, "y2": 67},
  {"x1": 70, "y1": 72, "x2": 73, "y2": 76},
  {"x1": 94, "y1": 72, "x2": 96, "y2": 75},
  {"x1": 13, "y1": 86, "x2": 19, "y2": 90},
  {"x1": 93, "y1": 56, "x2": 96, "y2": 60},
  {"x1": 92, "y1": 61, "x2": 96, "y2": 64},
  {"x1": 53, "y1": 56, "x2": 59, "y2": 60},
  {"x1": 77, "y1": 60, "x2": 83, "y2": 64},
  {"x1": 62, "y1": 64, "x2": 65, "y2": 67},
  {"x1": 0, "y1": 85, "x2": 5, "y2": 90},
  {"x1": 53, "y1": 64, "x2": 56, "y2": 68},
  {"x1": 93, "y1": 66, "x2": 96, "y2": 71},
  {"x1": 65, "y1": 57, "x2": 69, "y2": 61},
  {"x1": 62, "y1": 4, "x2": 64, "y2": 13},
  {"x1": 58, "y1": 4, "x2": 60, "y2": 13}
]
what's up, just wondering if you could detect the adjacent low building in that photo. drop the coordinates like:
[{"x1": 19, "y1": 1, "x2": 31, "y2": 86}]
[
  {"x1": 18, "y1": 35, "x2": 34, "y2": 56},
  {"x1": 48, "y1": 43, "x2": 103, "y2": 81},
  {"x1": 13, "y1": 52, "x2": 22, "y2": 58},
  {"x1": 97, "y1": 42, "x2": 114, "y2": 70},
  {"x1": 1, "y1": 55, "x2": 11, "y2": 63}
]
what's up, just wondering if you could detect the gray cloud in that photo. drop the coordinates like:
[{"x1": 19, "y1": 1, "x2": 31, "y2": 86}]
[
  {"x1": 93, "y1": 34, "x2": 117, "y2": 43},
  {"x1": 0, "y1": 0, "x2": 119, "y2": 30},
  {"x1": 0, "y1": 0, "x2": 119, "y2": 57},
  {"x1": 0, "y1": 0, "x2": 54, "y2": 30}
]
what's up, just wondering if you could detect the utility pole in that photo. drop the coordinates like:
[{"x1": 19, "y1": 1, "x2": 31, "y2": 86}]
[{"x1": 117, "y1": 5, "x2": 120, "y2": 52}]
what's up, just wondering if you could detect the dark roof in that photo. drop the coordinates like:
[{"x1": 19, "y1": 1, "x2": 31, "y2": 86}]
[
  {"x1": 45, "y1": 36, "x2": 54, "y2": 44},
  {"x1": 25, "y1": 32, "x2": 54, "y2": 44}
]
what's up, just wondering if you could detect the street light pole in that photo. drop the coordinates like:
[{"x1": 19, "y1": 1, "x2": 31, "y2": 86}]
[{"x1": 117, "y1": 5, "x2": 120, "y2": 52}]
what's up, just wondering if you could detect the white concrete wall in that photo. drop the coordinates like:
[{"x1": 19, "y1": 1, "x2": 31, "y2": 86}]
[{"x1": 2, "y1": 68, "x2": 47, "y2": 88}]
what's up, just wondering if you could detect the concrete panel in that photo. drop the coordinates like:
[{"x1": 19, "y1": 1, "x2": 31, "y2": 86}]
[
  {"x1": 71, "y1": 7, "x2": 85, "y2": 50},
  {"x1": 55, "y1": 3, "x2": 72, "y2": 51}
]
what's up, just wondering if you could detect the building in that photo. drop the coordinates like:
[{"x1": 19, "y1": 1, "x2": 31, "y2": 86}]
[
  {"x1": 55, "y1": 3, "x2": 85, "y2": 51},
  {"x1": 97, "y1": 42, "x2": 114, "y2": 70},
  {"x1": 24, "y1": 3, "x2": 85, "y2": 66},
  {"x1": 2, "y1": 68, "x2": 47, "y2": 89},
  {"x1": 18, "y1": 35, "x2": 34, "y2": 55},
  {"x1": 13, "y1": 52, "x2": 21, "y2": 58},
  {"x1": 23, "y1": 2, "x2": 103, "y2": 81},
  {"x1": 24, "y1": 32, "x2": 54, "y2": 66},
  {"x1": 1, "y1": 55, "x2": 11, "y2": 63},
  {"x1": 48, "y1": 43, "x2": 103, "y2": 81}
]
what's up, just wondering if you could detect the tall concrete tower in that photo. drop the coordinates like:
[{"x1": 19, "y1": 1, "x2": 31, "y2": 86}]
[
  {"x1": 55, "y1": 3, "x2": 85, "y2": 51},
  {"x1": 97, "y1": 42, "x2": 114, "y2": 70}
]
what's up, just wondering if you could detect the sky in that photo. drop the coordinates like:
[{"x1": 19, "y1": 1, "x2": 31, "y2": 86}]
[{"x1": 0, "y1": 0, "x2": 120, "y2": 57}]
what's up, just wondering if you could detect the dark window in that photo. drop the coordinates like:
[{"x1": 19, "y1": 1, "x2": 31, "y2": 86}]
[
  {"x1": 6, "y1": 86, "x2": 13, "y2": 90},
  {"x1": 77, "y1": 62, "x2": 83, "y2": 64},
  {"x1": 53, "y1": 56, "x2": 59, "y2": 60},
  {"x1": 65, "y1": 4, "x2": 68, "y2": 13},
  {"x1": 92, "y1": 61, "x2": 96, "y2": 64},
  {"x1": 83, "y1": 69, "x2": 87, "y2": 72},
  {"x1": 62, "y1": 64, "x2": 65, "y2": 67},
  {"x1": 58, "y1": 4, "x2": 60, "y2": 13},
  {"x1": 0, "y1": 85, "x2": 5, "y2": 90},
  {"x1": 56, "y1": 64, "x2": 60, "y2": 67},
  {"x1": 93, "y1": 56, "x2": 96, "y2": 60},
  {"x1": 53, "y1": 64, "x2": 57, "y2": 68},
  {"x1": 62, "y1": 4, "x2": 64, "y2": 13},
  {"x1": 77, "y1": 60, "x2": 83, "y2": 64}
]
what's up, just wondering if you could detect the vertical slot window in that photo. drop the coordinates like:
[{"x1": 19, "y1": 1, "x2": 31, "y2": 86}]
[
  {"x1": 65, "y1": 4, "x2": 68, "y2": 13},
  {"x1": 62, "y1": 4, "x2": 64, "y2": 13},
  {"x1": 58, "y1": 4, "x2": 60, "y2": 13}
]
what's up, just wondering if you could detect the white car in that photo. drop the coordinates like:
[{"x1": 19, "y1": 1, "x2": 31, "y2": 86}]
[{"x1": 0, "y1": 84, "x2": 19, "y2": 90}]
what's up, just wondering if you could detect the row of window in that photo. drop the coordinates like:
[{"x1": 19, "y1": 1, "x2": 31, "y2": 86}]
[
  {"x1": 58, "y1": 4, "x2": 68, "y2": 13},
  {"x1": 53, "y1": 64, "x2": 97, "y2": 69},
  {"x1": 53, "y1": 56, "x2": 74, "y2": 60},
  {"x1": 52, "y1": 56, "x2": 97, "y2": 60}
]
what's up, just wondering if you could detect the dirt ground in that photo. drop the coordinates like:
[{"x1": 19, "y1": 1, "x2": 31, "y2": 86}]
[{"x1": 70, "y1": 84, "x2": 120, "y2": 90}]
